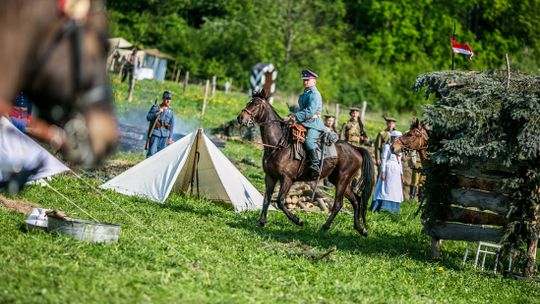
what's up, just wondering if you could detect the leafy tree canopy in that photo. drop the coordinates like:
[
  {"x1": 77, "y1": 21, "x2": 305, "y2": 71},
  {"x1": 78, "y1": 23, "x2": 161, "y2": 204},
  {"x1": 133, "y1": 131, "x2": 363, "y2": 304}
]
[{"x1": 106, "y1": 0, "x2": 540, "y2": 112}]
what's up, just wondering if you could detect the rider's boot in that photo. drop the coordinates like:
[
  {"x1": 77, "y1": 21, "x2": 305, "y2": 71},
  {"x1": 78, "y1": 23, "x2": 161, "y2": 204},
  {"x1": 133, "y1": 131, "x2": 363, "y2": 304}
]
[{"x1": 306, "y1": 148, "x2": 320, "y2": 178}]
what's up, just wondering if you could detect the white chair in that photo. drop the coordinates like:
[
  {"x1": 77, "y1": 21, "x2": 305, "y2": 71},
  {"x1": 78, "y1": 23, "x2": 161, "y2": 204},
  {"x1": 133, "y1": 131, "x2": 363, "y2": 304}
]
[{"x1": 463, "y1": 241, "x2": 513, "y2": 273}]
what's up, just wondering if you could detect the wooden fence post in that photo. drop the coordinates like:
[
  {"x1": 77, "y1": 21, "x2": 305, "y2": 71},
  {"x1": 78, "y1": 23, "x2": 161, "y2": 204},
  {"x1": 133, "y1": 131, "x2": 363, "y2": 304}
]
[
  {"x1": 211, "y1": 75, "x2": 216, "y2": 98},
  {"x1": 127, "y1": 75, "x2": 135, "y2": 102},
  {"x1": 171, "y1": 62, "x2": 177, "y2": 81},
  {"x1": 201, "y1": 80, "x2": 210, "y2": 123},
  {"x1": 183, "y1": 71, "x2": 189, "y2": 93},
  {"x1": 175, "y1": 69, "x2": 181, "y2": 83}
]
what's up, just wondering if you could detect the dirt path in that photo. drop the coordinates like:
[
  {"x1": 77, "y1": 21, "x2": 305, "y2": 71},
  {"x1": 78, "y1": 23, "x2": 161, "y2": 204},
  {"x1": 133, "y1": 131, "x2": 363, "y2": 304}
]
[{"x1": 0, "y1": 195, "x2": 39, "y2": 215}]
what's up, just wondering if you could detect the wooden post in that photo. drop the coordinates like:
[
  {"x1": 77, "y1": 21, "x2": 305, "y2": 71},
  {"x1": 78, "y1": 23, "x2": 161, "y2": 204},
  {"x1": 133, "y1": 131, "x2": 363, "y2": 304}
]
[
  {"x1": 211, "y1": 75, "x2": 217, "y2": 98},
  {"x1": 183, "y1": 71, "x2": 189, "y2": 93},
  {"x1": 334, "y1": 103, "x2": 340, "y2": 129},
  {"x1": 201, "y1": 80, "x2": 210, "y2": 124},
  {"x1": 431, "y1": 237, "x2": 441, "y2": 259},
  {"x1": 505, "y1": 54, "x2": 511, "y2": 89},
  {"x1": 175, "y1": 69, "x2": 181, "y2": 83},
  {"x1": 524, "y1": 239, "x2": 538, "y2": 277},
  {"x1": 360, "y1": 101, "x2": 367, "y2": 124},
  {"x1": 224, "y1": 78, "x2": 230, "y2": 94},
  {"x1": 451, "y1": 21, "x2": 456, "y2": 70},
  {"x1": 127, "y1": 76, "x2": 135, "y2": 102},
  {"x1": 171, "y1": 62, "x2": 177, "y2": 81}
]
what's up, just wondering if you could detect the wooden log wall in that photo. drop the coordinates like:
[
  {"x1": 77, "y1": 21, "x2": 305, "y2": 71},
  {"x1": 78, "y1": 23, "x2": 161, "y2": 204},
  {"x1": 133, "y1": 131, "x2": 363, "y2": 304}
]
[{"x1": 425, "y1": 159, "x2": 539, "y2": 277}]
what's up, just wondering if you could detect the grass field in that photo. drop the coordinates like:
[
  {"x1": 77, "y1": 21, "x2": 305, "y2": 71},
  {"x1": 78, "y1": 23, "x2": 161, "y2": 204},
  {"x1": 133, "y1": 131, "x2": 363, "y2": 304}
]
[{"x1": 1, "y1": 78, "x2": 539, "y2": 303}]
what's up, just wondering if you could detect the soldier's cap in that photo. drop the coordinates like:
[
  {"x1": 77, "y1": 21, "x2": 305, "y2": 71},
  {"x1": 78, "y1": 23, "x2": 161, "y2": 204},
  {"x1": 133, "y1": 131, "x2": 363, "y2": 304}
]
[
  {"x1": 162, "y1": 90, "x2": 173, "y2": 100},
  {"x1": 301, "y1": 69, "x2": 318, "y2": 80},
  {"x1": 324, "y1": 114, "x2": 335, "y2": 119},
  {"x1": 350, "y1": 107, "x2": 360, "y2": 112},
  {"x1": 384, "y1": 115, "x2": 397, "y2": 122},
  {"x1": 15, "y1": 93, "x2": 30, "y2": 107}
]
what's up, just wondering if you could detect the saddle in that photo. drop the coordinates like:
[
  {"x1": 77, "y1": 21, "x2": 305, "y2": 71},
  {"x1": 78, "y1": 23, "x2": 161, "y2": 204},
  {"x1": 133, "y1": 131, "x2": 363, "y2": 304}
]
[{"x1": 288, "y1": 123, "x2": 337, "y2": 161}]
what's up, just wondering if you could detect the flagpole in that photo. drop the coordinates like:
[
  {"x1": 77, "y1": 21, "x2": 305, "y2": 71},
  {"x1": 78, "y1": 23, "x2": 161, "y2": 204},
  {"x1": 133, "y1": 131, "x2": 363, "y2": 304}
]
[{"x1": 452, "y1": 21, "x2": 456, "y2": 71}]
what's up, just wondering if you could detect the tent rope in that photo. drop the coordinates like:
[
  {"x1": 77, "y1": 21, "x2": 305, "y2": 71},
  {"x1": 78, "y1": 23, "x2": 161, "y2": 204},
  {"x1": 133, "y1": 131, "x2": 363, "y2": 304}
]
[
  {"x1": 72, "y1": 170, "x2": 190, "y2": 262},
  {"x1": 44, "y1": 180, "x2": 101, "y2": 223}
]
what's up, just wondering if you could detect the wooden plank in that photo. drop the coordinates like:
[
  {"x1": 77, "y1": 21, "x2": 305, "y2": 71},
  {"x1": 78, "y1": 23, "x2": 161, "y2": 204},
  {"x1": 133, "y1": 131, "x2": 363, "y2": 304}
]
[
  {"x1": 451, "y1": 159, "x2": 517, "y2": 178},
  {"x1": 450, "y1": 188, "x2": 508, "y2": 214},
  {"x1": 524, "y1": 239, "x2": 538, "y2": 278},
  {"x1": 427, "y1": 222, "x2": 503, "y2": 242},
  {"x1": 431, "y1": 237, "x2": 441, "y2": 259},
  {"x1": 446, "y1": 206, "x2": 508, "y2": 226},
  {"x1": 451, "y1": 174, "x2": 506, "y2": 193}
]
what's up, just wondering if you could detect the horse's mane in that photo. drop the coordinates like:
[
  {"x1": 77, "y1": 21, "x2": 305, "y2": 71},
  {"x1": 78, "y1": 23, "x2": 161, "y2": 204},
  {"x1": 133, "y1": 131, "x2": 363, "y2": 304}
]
[
  {"x1": 251, "y1": 91, "x2": 284, "y2": 122},
  {"x1": 251, "y1": 91, "x2": 291, "y2": 146}
]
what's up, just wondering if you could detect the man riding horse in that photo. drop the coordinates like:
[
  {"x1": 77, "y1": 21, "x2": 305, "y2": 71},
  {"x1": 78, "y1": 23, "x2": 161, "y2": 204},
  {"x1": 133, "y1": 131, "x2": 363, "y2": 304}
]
[{"x1": 293, "y1": 69, "x2": 326, "y2": 178}]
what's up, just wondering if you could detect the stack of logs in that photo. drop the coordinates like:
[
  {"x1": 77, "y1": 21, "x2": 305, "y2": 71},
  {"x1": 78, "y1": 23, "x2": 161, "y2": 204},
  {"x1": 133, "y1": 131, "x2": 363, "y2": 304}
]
[{"x1": 272, "y1": 182, "x2": 333, "y2": 212}]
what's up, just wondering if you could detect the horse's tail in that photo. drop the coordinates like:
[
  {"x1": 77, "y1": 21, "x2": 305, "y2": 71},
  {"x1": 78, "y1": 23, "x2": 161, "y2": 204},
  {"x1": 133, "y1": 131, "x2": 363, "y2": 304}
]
[{"x1": 353, "y1": 146, "x2": 375, "y2": 228}]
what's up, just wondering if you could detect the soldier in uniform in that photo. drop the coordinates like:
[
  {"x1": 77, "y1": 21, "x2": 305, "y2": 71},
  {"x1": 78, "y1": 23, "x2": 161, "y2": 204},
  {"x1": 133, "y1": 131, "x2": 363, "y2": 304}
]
[
  {"x1": 294, "y1": 69, "x2": 326, "y2": 178},
  {"x1": 374, "y1": 116, "x2": 396, "y2": 168},
  {"x1": 9, "y1": 93, "x2": 32, "y2": 132},
  {"x1": 146, "y1": 91, "x2": 175, "y2": 158},
  {"x1": 339, "y1": 107, "x2": 369, "y2": 147},
  {"x1": 324, "y1": 114, "x2": 336, "y2": 133},
  {"x1": 339, "y1": 107, "x2": 369, "y2": 192},
  {"x1": 322, "y1": 114, "x2": 337, "y2": 189}
]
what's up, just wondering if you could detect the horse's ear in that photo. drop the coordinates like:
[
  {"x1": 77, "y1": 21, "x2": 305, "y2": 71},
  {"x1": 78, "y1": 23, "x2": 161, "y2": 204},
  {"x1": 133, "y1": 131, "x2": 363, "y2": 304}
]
[
  {"x1": 261, "y1": 88, "x2": 267, "y2": 100},
  {"x1": 413, "y1": 117, "x2": 420, "y2": 128}
]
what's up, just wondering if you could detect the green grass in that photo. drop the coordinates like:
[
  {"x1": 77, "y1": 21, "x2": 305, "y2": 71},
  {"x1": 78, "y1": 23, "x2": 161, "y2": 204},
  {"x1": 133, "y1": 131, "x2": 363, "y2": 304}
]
[
  {"x1": 1, "y1": 77, "x2": 539, "y2": 303},
  {"x1": 1, "y1": 179, "x2": 538, "y2": 303}
]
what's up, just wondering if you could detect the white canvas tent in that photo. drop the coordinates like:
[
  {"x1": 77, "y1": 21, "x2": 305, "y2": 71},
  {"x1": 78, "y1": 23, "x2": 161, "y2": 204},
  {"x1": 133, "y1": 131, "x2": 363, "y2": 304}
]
[
  {"x1": 101, "y1": 129, "x2": 265, "y2": 212},
  {"x1": 0, "y1": 117, "x2": 69, "y2": 182}
]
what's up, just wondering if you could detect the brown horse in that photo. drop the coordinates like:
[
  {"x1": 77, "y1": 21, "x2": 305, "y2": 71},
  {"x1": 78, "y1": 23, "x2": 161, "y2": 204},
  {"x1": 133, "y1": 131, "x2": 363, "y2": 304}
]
[
  {"x1": 392, "y1": 118, "x2": 429, "y2": 159},
  {"x1": 237, "y1": 91, "x2": 375, "y2": 236},
  {"x1": 0, "y1": 0, "x2": 117, "y2": 166}
]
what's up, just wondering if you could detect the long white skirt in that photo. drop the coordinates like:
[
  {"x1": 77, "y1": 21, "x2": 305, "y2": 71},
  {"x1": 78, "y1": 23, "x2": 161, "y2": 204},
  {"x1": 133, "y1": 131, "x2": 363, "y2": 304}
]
[{"x1": 373, "y1": 159, "x2": 403, "y2": 203}]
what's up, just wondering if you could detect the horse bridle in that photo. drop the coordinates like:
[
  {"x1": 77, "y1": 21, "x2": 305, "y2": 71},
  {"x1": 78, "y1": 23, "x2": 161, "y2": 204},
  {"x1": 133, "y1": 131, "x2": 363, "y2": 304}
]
[
  {"x1": 396, "y1": 128, "x2": 428, "y2": 156},
  {"x1": 28, "y1": 0, "x2": 110, "y2": 118},
  {"x1": 24, "y1": 0, "x2": 111, "y2": 166},
  {"x1": 241, "y1": 99, "x2": 283, "y2": 127}
]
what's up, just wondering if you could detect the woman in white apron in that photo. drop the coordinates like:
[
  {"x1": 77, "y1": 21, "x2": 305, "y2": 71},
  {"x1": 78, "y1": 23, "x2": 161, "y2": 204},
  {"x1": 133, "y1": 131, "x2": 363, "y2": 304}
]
[{"x1": 370, "y1": 130, "x2": 404, "y2": 213}]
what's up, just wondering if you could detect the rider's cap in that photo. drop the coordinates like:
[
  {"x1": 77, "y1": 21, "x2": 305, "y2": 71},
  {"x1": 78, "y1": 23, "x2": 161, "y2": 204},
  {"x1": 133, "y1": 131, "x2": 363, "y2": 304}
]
[
  {"x1": 350, "y1": 107, "x2": 360, "y2": 112},
  {"x1": 324, "y1": 115, "x2": 335, "y2": 119},
  {"x1": 391, "y1": 130, "x2": 402, "y2": 137},
  {"x1": 162, "y1": 91, "x2": 173, "y2": 100},
  {"x1": 384, "y1": 115, "x2": 397, "y2": 122},
  {"x1": 301, "y1": 69, "x2": 318, "y2": 80}
]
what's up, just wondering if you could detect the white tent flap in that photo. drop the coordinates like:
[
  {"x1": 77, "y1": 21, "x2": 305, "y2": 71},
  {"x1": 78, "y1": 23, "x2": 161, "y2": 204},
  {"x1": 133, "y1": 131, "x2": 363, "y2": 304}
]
[{"x1": 0, "y1": 117, "x2": 69, "y2": 182}]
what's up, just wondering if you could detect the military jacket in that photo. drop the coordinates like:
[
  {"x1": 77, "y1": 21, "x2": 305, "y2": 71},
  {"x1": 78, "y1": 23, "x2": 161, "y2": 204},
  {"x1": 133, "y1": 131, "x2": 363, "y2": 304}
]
[
  {"x1": 374, "y1": 129, "x2": 392, "y2": 164},
  {"x1": 147, "y1": 104, "x2": 175, "y2": 138},
  {"x1": 340, "y1": 119, "x2": 368, "y2": 147},
  {"x1": 294, "y1": 86, "x2": 326, "y2": 131}
]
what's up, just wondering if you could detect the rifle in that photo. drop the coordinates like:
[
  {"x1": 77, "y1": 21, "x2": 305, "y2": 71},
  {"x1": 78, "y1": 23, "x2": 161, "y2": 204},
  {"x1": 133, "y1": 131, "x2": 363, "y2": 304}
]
[{"x1": 145, "y1": 97, "x2": 159, "y2": 150}]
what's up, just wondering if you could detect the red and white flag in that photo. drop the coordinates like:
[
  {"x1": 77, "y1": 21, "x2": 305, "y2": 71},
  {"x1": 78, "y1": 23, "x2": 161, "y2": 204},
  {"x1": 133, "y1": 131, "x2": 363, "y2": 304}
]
[{"x1": 451, "y1": 39, "x2": 474, "y2": 59}]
